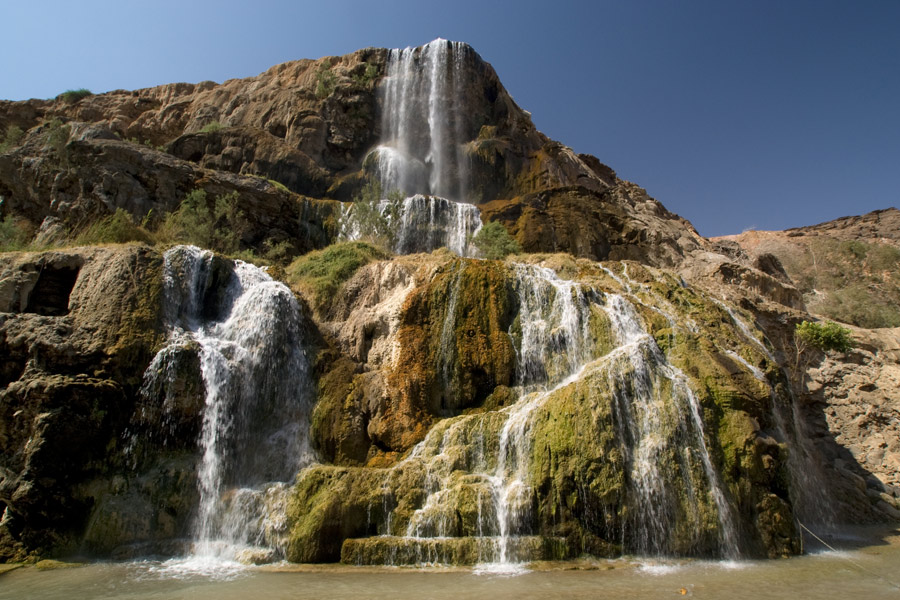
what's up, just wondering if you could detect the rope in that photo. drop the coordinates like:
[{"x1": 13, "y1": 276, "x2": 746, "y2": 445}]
[{"x1": 797, "y1": 520, "x2": 900, "y2": 591}]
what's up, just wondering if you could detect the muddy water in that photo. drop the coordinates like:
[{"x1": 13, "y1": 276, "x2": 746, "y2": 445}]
[{"x1": 3, "y1": 528, "x2": 898, "y2": 600}]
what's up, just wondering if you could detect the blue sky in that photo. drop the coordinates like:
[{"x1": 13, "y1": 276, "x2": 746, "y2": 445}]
[{"x1": 2, "y1": 0, "x2": 897, "y2": 236}]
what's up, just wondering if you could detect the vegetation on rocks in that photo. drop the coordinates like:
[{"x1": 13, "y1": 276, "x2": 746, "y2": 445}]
[
  {"x1": 75, "y1": 208, "x2": 154, "y2": 246},
  {"x1": 57, "y1": 88, "x2": 93, "y2": 104},
  {"x1": 0, "y1": 125, "x2": 24, "y2": 153},
  {"x1": 157, "y1": 189, "x2": 246, "y2": 254},
  {"x1": 286, "y1": 241, "x2": 390, "y2": 311},
  {"x1": 470, "y1": 221, "x2": 521, "y2": 260},
  {"x1": 795, "y1": 320, "x2": 853, "y2": 354}
]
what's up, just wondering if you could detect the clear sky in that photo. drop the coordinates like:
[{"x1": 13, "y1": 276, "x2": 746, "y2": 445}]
[{"x1": 2, "y1": 0, "x2": 897, "y2": 236}]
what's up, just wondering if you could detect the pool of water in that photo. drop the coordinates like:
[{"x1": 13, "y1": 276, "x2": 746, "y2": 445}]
[{"x1": 3, "y1": 528, "x2": 899, "y2": 600}]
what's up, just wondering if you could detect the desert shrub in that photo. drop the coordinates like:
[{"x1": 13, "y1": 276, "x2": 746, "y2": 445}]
[
  {"x1": 158, "y1": 189, "x2": 246, "y2": 253},
  {"x1": 351, "y1": 63, "x2": 379, "y2": 87},
  {"x1": 75, "y1": 208, "x2": 154, "y2": 245},
  {"x1": 199, "y1": 121, "x2": 223, "y2": 133},
  {"x1": 795, "y1": 320, "x2": 854, "y2": 353},
  {"x1": 0, "y1": 215, "x2": 32, "y2": 251},
  {"x1": 814, "y1": 284, "x2": 900, "y2": 329},
  {"x1": 0, "y1": 125, "x2": 24, "y2": 153},
  {"x1": 263, "y1": 239, "x2": 294, "y2": 264},
  {"x1": 57, "y1": 88, "x2": 92, "y2": 104},
  {"x1": 868, "y1": 244, "x2": 900, "y2": 272},
  {"x1": 315, "y1": 60, "x2": 337, "y2": 99},
  {"x1": 45, "y1": 119, "x2": 71, "y2": 167},
  {"x1": 470, "y1": 221, "x2": 521, "y2": 260},
  {"x1": 286, "y1": 241, "x2": 389, "y2": 310}
]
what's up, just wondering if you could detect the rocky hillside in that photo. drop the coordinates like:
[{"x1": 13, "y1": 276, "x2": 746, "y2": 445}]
[
  {"x1": 0, "y1": 43, "x2": 701, "y2": 266},
  {"x1": 0, "y1": 41, "x2": 897, "y2": 566},
  {"x1": 716, "y1": 208, "x2": 900, "y2": 328}
]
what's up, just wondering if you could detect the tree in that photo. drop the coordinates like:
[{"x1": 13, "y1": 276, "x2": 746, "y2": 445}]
[
  {"x1": 795, "y1": 320, "x2": 854, "y2": 354},
  {"x1": 791, "y1": 320, "x2": 854, "y2": 394},
  {"x1": 470, "y1": 221, "x2": 521, "y2": 260}
]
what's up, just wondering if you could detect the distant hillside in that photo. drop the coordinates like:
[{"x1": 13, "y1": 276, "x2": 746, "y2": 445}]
[{"x1": 717, "y1": 208, "x2": 900, "y2": 328}]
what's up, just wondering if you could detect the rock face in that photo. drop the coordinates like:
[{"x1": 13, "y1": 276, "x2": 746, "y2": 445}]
[
  {"x1": 0, "y1": 246, "x2": 171, "y2": 560},
  {"x1": 803, "y1": 327, "x2": 900, "y2": 521},
  {"x1": 287, "y1": 253, "x2": 804, "y2": 562},
  {"x1": 714, "y1": 208, "x2": 900, "y2": 328}
]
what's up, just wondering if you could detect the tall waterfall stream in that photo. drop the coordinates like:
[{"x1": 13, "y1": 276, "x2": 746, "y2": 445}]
[{"x1": 140, "y1": 246, "x2": 315, "y2": 570}]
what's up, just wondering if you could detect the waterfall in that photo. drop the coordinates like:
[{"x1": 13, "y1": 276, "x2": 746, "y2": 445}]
[
  {"x1": 340, "y1": 193, "x2": 482, "y2": 256},
  {"x1": 717, "y1": 300, "x2": 837, "y2": 530},
  {"x1": 371, "y1": 264, "x2": 741, "y2": 568},
  {"x1": 141, "y1": 246, "x2": 314, "y2": 564},
  {"x1": 373, "y1": 39, "x2": 470, "y2": 201}
]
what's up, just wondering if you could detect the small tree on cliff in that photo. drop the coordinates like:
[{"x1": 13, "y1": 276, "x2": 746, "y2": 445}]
[
  {"x1": 791, "y1": 320, "x2": 854, "y2": 393},
  {"x1": 470, "y1": 221, "x2": 521, "y2": 260}
]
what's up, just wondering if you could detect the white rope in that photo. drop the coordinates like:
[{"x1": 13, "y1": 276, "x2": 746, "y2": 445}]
[{"x1": 797, "y1": 520, "x2": 900, "y2": 591}]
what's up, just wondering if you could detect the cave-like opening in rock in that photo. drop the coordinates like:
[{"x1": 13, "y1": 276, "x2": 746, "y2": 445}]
[{"x1": 25, "y1": 265, "x2": 80, "y2": 316}]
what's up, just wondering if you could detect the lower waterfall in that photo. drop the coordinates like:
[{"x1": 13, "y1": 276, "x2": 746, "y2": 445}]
[
  {"x1": 140, "y1": 246, "x2": 315, "y2": 566},
  {"x1": 343, "y1": 263, "x2": 743, "y2": 568}
]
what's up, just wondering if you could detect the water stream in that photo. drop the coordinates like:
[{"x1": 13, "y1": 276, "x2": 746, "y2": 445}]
[
  {"x1": 372, "y1": 39, "x2": 471, "y2": 201},
  {"x1": 140, "y1": 246, "x2": 315, "y2": 566},
  {"x1": 371, "y1": 264, "x2": 742, "y2": 568}
]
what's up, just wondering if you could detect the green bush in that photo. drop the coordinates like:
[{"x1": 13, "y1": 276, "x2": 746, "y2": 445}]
[
  {"x1": 57, "y1": 88, "x2": 93, "y2": 104},
  {"x1": 75, "y1": 208, "x2": 154, "y2": 245},
  {"x1": 795, "y1": 320, "x2": 854, "y2": 353},
  {"x1": 0, "y1": 125, "x2": 24, "y2": 153},
  {"x1": 351, "y1": 63, "x2": 379, "y2": 87},
  {"x1": 45, "y1": 119, "x2": 71, "y2": 167},
  {"x1": 158, "y1": 189, "x2": 246, "y2": 253},
  {"x1": 0, "y1": 215, "x2": 32, "y2": 252},
  {"x1": 286, "y1": 241, "x2": 389, "y2": 310},
  {"x1": 470, "y1": 221, "x2": 521, "y2": 260},
  {"x1": 341, "y1": 179, "x2": 403, "y2": 250},
  {"x1": 199, "y1": 121, "x2": 223, "y2": 133},
  {"x1": 315, "y1": 60, "x2": 337, "y2": 99}
]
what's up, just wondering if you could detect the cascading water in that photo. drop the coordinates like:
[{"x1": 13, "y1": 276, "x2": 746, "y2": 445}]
[
  {"x1": 340, "y1": 194, "x2": 482, "y2": 256},
  {"x1": 716, "y1": 300, "x2": 838, "y2": 531},
  {"x1": 373, "y1": 39, "x2": 471, "y2": 201},
  {"x1": 340, "y1": 40, "x2": 484, "y2": 258},
  {"x1": 140, "y1": 246, "x2": 314, "y2": 566},
  {"x1": 361, "y1": 263, "x2": 742, "y2": 568},
  {"x1": 603, "y1": 295, "x2": 740, "y2": 558}
]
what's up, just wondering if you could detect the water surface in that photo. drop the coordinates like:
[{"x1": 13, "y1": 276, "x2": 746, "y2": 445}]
[{"x1": 4, "y1": 528, "x2": 898, "y2": 600}]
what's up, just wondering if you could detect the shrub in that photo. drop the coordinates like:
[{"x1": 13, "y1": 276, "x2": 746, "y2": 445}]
[
  {"x1": 470, "y1": 221, "x2": 521, "y2": 260},
  {"x1": 340, "y1": 179, "x2": 403, "y2": 250},
  {"x1": 351, "y1": 63, "x2": 379, "y2": 87},
  {"x1": 0, "y1": 215, "x2": 32, "y2": 251},
  {"x1": 315, "y1": 60, "x2": 337, "y2": 99},
  {"x1": 795, "y1": 320, "x2": 854, "y2": 353},
  {"x1": 199, "y1": 121, "x2": 223, "y2": 133},
  {"x1": 57, "y1": 88, "x2": 93, "y2": 104},
  {"x1": 0, "y1": 125, "x2": 24, "y2": 153},
  {"x1": 75, "y1": 209, "x2": 154, "y2": 245},
  {"x1": 45, "y1": 119, "x2": 71, "y2": 167},
  {"x1": 286, "y1": 241, "x2": 389, "y2": 310},
  {"x1": 158, "y1": 189, "x2": 246, "y2": 253}
]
